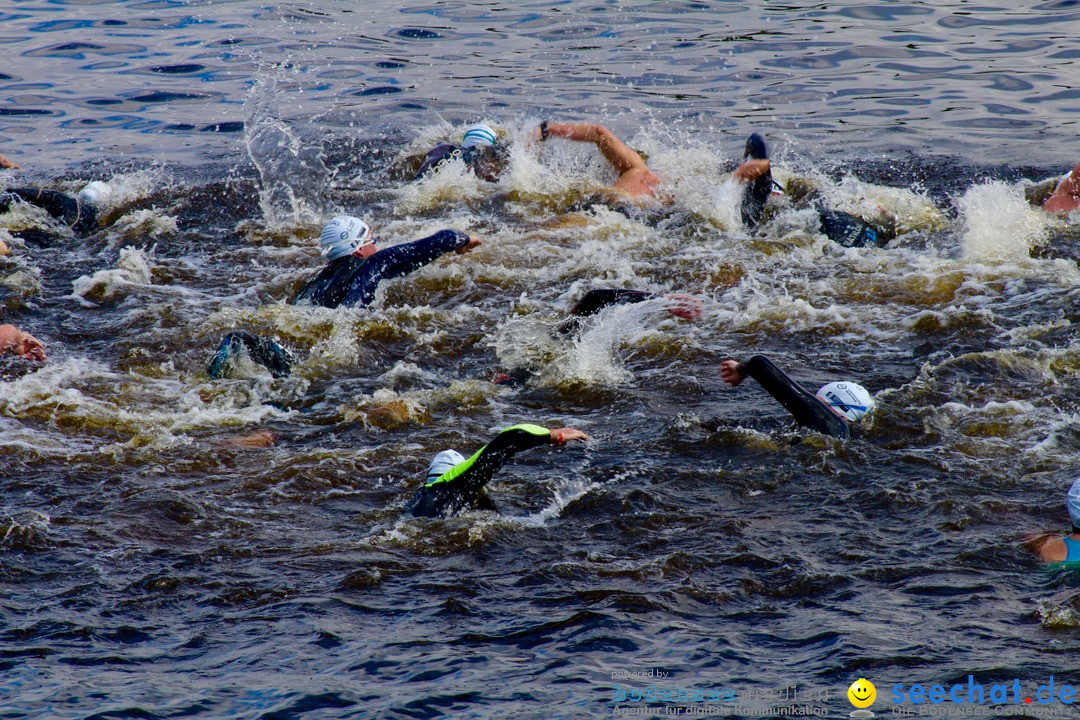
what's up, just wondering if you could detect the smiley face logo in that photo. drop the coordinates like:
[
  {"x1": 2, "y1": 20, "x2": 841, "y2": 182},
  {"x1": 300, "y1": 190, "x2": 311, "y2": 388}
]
[{"x1": 848, "y1": 678, "x2": 876, "y2": 708}]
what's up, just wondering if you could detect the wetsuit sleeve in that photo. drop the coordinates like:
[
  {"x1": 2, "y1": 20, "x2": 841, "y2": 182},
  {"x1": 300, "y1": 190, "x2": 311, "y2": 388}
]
[
  {"x1": 340, "y1": 229, "x2": 470, "y2": 307},
  {"x1": 415, "y1": 143, "x2": 459, "y2": 180},
  {"x1": 737, "y1": 355, "x2": 849, "y2": 439},
  {"x1": 1, "y1": 188, "x2": 97, "y2": 235},
  {"x1": 407, "y1": 424, "x2": 552, "y2": 517},
  {"x1": 816, "y1": 207, "x2": 883, "y2": 248},
  {"x1": 571, "y1": 288, "x2": 656, "y2": 317}
]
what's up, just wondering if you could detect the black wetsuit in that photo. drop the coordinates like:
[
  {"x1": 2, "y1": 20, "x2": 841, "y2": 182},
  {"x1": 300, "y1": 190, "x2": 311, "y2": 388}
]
[
  {"x1": 735, "y1": 355, "x2": 850, "y2": 440},
  {"x1": 407, "y1": 424, "x2": 553, "y2": 517},
  {"x1": 415, "y1": 143, "x2": 500, "y2": 182},
  {"x1": 816, "y1": 207, "x2": 883, "y2": 248},
  {"x1": 291, "y1": 229, "x2": 470, "y2": 309},
  {"x1": 570, "y1": 288, "x2": 655, "y2": 317},
  {"x1": 207, "y1": 330, "x2": 293, "y2": 379},
  {"x1": 740, "y1": 132, "x2": 775, "y2": 228},
  {"x1": 0, "y1": 188, "x2": 97, "y2": 235}
]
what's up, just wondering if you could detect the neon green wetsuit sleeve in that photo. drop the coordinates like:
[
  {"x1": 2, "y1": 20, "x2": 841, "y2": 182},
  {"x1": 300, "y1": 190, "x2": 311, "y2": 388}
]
[{"x1": 407, "y1": 424, "x2": 552, "y2": 517}]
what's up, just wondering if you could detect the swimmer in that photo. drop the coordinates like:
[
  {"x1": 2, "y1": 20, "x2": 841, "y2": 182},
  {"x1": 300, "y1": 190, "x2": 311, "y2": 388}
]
[
  {"x1": 738, "y1": 133, "x2": 889, "y2": 248},
  {"x1": 290, "y1": 215, "x2": 481, "y2": 309},
  {"x1": 406, "y1": 423, "x2": 590, "y2": 517},
  {"x1": 415, "y1": 123, "x2": 505, "y2": 183},
  {"x1": 1042, "y1": 162, "x2": 1080, "y2": 215},
  {"x1": 0, "y1": 181, "x2": 108, "y2": 238},
  {"x1": 1030, "y1": 478, "x2": 1080, "y2": 563},
  {"x1": 0, "y1": 323, "x2": 46, "y2": 362},
  {"x1": 492, "y1": 288, "x2": 704, "y2": 387},
  {"x1": 207, "y1": 330, "x2": 293, "y2": 380},
  {"x1": 720, "y1": 355, "x2": 874, "y2": 440},
  {"x1": 536, "y1": 121, "x2": 662, "y2": 199}
]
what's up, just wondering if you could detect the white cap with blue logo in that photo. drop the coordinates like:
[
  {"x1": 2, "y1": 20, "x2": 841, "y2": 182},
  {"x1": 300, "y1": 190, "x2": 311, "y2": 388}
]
[
  {"x1": 817, "y1": 381, "x2": 874, "y2": 422},
  {"x1": 319, "y1": 216, "x2": 372, "y2": 260},
  {"x1": 462, "y1": 124, "x2": 497, "y2": 149}
]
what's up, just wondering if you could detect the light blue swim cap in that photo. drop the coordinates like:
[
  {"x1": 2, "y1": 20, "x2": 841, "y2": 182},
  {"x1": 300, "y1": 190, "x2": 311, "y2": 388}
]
[
  {"x1": 462, "y1": 124, "x2": 497, "y2": 149},
  {"x1": 1068, "y1": 478, "x2": 1080, "y2": 528},
  {"x1": 427, "y1": 449, "x2": 465, "y2": 481}
]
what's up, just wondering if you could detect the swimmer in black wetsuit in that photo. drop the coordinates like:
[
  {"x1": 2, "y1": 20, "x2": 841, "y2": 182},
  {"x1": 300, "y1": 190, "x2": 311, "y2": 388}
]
[
  {"x1": 720, "y1": 355, "x2": 874, "y2": 440},
  {"x1": 415, "y1": 123, "x2": 505, "y2": 183},
  {"x1": 207, "y1": 330, "x2": 293, "y2": 380},
  {"x1": 736, "y1": 133, "x2": 889, "y2": 248},
  {"x1": 406, "y1": 423, "x2": 590, "y2": 518},
  {"x1": 290, "y1": 215, "x2": 481, "y2": 309},
  {"x1": 0, "y1": 181, "x2": 107, "y2": 238},
  {"x1": 492, "y1": 287, "x2": 703, "y2": 387}
]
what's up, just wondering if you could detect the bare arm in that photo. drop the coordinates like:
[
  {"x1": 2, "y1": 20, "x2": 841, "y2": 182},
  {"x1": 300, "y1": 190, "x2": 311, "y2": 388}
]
[
  {"x1": 1044, "y1": 162, "x2": 1080, "y2": 214},
  {"x1": 543, "y1": 122, "x2": 649, "y2": 176},
  {"x1": 0, "y1": 154, "x2": 19, "y2": 170},
  {"x1": 732, "y1": 158, "x2": 770, "y2": 183}
]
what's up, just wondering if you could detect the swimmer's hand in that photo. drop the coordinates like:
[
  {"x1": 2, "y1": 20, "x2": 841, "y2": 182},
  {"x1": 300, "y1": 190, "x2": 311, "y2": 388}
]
[
  {"x1": 0, "y1": 325, "x2": 46, "y2": 362},
  {"x1": 457, "y1": 235, "x2": 482, "y2": 254},
  {"x1": 732, "y1": 158, "x2": 770, "y2": 183},
  {"x1": 220, "y1": 429, "x2": 277, "y2": 449},
  {"x1": 0, "y1": 154, "x2": 19, "y2": 170},
  {"x1": 550, "y1": 427, "x2": 590, "y2": 445},
  {"x1": 720, "y1": 359, "x2": 744, "y2": 387},
  {"x1": 0, "y1": 239, "x2": 9, "y2": 256},
  {"x1": 664, "y1": 294, "x2": 703, "y2": 320}
]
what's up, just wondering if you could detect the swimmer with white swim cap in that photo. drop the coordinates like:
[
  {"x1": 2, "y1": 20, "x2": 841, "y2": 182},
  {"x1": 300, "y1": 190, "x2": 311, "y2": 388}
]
[{"x1": 720, "y1": 355, "x2": 874, "y2": 440}]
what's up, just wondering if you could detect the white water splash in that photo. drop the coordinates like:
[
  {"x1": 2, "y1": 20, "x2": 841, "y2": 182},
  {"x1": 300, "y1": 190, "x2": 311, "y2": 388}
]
[
  {"x1": 244, "y1": 76, "x2": 329, "y2": 225},
  {"x1": 959, "y1": 181, "x2": 1047, "y2": 262}
]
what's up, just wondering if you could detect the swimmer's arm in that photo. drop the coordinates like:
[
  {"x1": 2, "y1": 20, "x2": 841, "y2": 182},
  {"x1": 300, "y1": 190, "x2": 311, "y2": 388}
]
[
  {"x1": 372, "y1": 230, "x2": 477, "y2": 278},
  {"x1": 0, "y1": 154, "x2": 18, "y2": 170},
  {"x1": 541, "y1": 122, "x2": 648, "y2": 175},
  {"x1": 732, "y1": 159, "x2": 770, "y2": 183},
  {"x1": 1033, "y1": 534, "x2": 1067, "y2": 563},
  {"x1": 1043, "y1": 162, "x2": 1080, "y2": 214},
  {"x1": 571, "y1": 289, "x2": 702, "y2": 320},
  {"x1": 722, "y1": 355, "x2": 848, "y2": 438},
  {"x1": 448, "y1": 424, "x2": 589, "y2": 496},
  {"x1": 571, "y1": 289, "x2": 656, "y2": 317},
  {"x1": 340, "y1": 230, "x2": 478, "y2": 306}
]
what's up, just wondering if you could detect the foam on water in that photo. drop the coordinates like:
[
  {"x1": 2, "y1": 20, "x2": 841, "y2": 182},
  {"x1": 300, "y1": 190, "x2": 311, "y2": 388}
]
[{"x1": 960, "y1": 181, "x2": 1047, "y2": 262}]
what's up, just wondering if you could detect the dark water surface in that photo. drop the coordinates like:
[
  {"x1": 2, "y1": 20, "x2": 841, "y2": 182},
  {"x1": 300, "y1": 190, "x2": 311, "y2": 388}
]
[{"x1": 3, "y1": 2, "x2": 1080, "y2": 719}]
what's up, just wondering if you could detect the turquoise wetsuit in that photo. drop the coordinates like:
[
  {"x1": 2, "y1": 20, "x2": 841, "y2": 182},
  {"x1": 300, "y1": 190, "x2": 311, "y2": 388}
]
[
  {"x1": 407, "y1": 424, "x2": 553, "y2": 518},
  {"x1": 1064, "y1": 536, "x2": 1080, "y2": 563}
]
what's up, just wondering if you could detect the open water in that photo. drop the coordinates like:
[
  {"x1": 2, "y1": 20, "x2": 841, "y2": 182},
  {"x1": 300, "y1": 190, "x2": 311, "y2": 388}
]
[{"x1": 3, "y1": 1, "x2": 1080, "y2": 719}]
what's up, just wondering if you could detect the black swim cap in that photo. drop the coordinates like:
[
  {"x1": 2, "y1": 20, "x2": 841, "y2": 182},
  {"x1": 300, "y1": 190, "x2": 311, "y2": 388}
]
[{"x1": 744, "y1": 133, "x2": 768, "y2": 161}]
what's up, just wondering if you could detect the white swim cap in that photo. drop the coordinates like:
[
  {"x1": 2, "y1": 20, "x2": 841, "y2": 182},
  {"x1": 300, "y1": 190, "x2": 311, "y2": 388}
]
[
  {"x1": 319, "y1": 216, "x2": 372, "y2": 260},
  {"x1": 427, "y1": 449, "x2": 465, "y2": 481},
  {"x1": 1068, "y1": 478, "x2": 1080, "y2": 528},
  {"x1": 462, "y1": 124, "x2": 497, "y2": 149},
  {"x1": 817, "y1": 381, "x2": 874, "y2": 422},
  {"x1": 78, "y1": 181, "x2": 110, "y2": 206}
]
